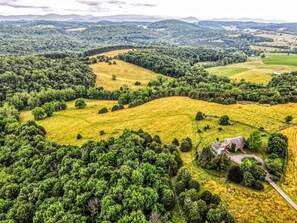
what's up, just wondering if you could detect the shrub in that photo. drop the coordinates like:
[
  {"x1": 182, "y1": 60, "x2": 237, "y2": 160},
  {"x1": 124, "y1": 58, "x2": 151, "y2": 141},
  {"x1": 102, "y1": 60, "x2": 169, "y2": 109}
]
[
  {"x1": 77, "y1": 134, "x2": 82, "y2": 139},
  {"x1": 135, "y1": 81, "x2": 141, "y2": 86},
  {"x1": 172, "y1": 138, "x2": 179, "y2": 146},
  {"x1": 98, "y1": 107, "x2": 108, "y2": 114},
  {"x1": 219, "y1": 115, "x2": 230, "y2": 125},
  {"x1": 32, "y1": 107, "x2": 47, "y2": 121},
  {"x1": 75, "y1": 98, "x2": 86, "y2": 109},
  {"x1": 99, "y1": 130, "x2": 105, "y2": 136},
  {"x1": 285, "y1": 115, "x2": 293, "y2": 124},
  {"x1": 152, "y1": 135, "x2": 162, "y2": 144},
  {"x1": 195, "y1": 111, "x2": 204, "y2": 120},
  {"x1": 180, "y1": 140, "x2": 191, "y2": 152},
  {"x1": 112, "y1": 74, "x2": 117, "y2": 80}
]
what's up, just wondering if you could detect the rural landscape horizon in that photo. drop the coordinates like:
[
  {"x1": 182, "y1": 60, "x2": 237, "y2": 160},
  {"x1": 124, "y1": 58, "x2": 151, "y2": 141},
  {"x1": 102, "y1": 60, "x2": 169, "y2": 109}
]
[{"x1": 1, "y1": 1, "x2": 297, "y2": 223}]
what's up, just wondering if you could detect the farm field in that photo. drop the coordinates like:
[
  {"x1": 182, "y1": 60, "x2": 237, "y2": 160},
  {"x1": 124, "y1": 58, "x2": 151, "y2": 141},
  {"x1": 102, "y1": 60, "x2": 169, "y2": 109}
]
[
  {"x1": 20, "y1": 96, "x2": 297, "y2": 222},
  {"x1": 91, "y1": 49, "x2": 132, "y2": 57},
  {"x1": 206, "y1": 58, "x2": 297, "y2": 84},
  {"x1": 263, "y1": 54, "x2": 297, "y2": 66},
  {"x1": 90, "y1": 60, "x2": 164, "y2": 90}
]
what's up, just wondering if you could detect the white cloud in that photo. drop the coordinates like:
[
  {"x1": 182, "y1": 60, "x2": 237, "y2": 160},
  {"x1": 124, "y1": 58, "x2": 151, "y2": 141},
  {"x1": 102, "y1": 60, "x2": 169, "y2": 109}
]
[{"x1": 0, "y1": 0, "x2": 296, "y2": 22}]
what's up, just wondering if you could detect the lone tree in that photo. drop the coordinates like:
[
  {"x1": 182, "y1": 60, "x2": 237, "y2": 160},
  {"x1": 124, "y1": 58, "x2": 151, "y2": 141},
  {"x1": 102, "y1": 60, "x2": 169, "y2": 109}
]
[
  {"x1": 219, "y1": 115, "x2": 230, "y2": 125},
  {"x1": 247, "y1": 131, "x2": 262, "y2": 152},
  {"x1": 195, "y1": 111, "x2": 204, "y2": 121},
  {"x1": 32, "y1": 107, "x2": 47, "y2": 120},
  {"x1": 75, "y1": 98, "x2": 86, "y2": 109},
  {"x1": 180, "y1": 138, "x2": 192, "y2": 152},
  {"x1": 285, "y1": 115, "x2": 293, "y2": 124},
  {"x1": 228, "y1": 166, "x2": 243, "y2": 183}
]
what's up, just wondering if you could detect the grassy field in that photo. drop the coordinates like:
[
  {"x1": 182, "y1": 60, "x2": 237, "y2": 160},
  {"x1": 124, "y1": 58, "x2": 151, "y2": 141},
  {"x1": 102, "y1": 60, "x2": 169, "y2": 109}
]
[
  {"x1": 263, "y1": 54, "x2": 297, "y2": 66},
  {"x1": 90, "y1": 60, "x2": 164, "y2": 90},
  {"x1": 91, "y1": 49, "x2": 132, "y2": 57},
  {"x1": 20, "y1": 97, "x2": 297, "y2": 146},
  {"x1": 207, "y1": 58, "x2": 297, "y2": 84},
  {"x1": 20, "y1": 96, "x2": 297, "y2": 222},
  {"x1": 281, "y1": 127, "x2": 297, "y2": 203}
]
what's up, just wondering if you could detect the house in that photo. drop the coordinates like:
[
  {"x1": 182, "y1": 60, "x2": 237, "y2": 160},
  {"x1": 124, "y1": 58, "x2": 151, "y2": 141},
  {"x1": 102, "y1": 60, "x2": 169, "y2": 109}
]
[
  {"x1": 274, "y1": 72, "x2": 281, "y2": 77},
  {"x1": 211, "y1": 136, "x2": 247, "y2": 154}
]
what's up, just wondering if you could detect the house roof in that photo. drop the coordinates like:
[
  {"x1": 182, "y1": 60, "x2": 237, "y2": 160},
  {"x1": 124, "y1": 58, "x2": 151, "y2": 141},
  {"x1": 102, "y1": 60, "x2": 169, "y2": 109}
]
[{"x1": 224, "y1": 136, "x2": 246, "y2": 149}]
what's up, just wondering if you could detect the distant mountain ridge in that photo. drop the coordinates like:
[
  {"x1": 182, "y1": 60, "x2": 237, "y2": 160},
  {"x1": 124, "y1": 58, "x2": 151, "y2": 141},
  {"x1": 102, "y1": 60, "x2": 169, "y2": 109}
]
[{"x1": 0, "y1": 14, "x2": 289, "y2": 24}]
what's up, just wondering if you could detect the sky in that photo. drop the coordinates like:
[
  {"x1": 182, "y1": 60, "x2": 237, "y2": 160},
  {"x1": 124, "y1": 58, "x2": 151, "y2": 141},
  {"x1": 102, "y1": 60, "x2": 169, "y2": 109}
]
[{"x1": 0, "y1": 0, "x2": 296, "y2": 22}]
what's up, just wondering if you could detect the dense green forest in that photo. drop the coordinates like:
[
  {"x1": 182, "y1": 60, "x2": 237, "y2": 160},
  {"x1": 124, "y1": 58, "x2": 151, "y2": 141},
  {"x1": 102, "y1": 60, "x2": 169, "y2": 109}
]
[{"x1": 0, "y1": 106, "x2": 234, "y2": 222}]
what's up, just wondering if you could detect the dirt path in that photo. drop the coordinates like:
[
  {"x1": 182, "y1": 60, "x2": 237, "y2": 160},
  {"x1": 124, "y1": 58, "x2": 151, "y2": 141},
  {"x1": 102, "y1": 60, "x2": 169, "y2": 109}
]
[{"x1": 227, "y1": 153, "x2": 297, "y2": 211}]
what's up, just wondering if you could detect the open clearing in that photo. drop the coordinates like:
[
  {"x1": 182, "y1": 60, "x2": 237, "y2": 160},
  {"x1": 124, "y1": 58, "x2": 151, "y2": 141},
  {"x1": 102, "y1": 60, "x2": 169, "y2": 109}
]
[
  {"x1": 263, "y1": 54, "x2": 297, "y2": 66},
  {"x1": 90, "y1": 60, "x2": 164, "y2": 90},
  {"x1": 207, "y1": 58, "x2": 297, "y2": 84},
  {"x1": 20, "y1": 96, "x2": 297, "y2": 222},
  {"x1": 91, "y1": 49, "x2": 132, "y2": 57}
]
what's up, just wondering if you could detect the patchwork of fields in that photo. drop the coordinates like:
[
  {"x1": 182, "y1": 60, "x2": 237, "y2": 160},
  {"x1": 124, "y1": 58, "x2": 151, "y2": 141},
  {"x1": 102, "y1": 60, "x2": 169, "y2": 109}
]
[
  {"x1": 20, "y1": 96, "x2": 297, "y2": 223},
  {"x1": 207, "y1": 56, "x2": 297, "y2": 84}
]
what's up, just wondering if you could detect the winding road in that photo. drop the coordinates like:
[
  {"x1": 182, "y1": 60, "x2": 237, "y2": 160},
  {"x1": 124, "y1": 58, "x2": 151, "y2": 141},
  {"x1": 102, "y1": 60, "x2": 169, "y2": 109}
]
[{"x1": 227, "y1": 153, "x2": 297, "y2": 211}]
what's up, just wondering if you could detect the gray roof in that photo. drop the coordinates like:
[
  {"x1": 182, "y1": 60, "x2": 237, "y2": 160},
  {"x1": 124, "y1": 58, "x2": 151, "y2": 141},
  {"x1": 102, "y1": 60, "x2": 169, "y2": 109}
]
[
  {"x1": 212, "y1": 140, "x2": 222, "y2": 149},
  {"x1": 224, "y1": 136, "x2": 246, "y2": 149}
]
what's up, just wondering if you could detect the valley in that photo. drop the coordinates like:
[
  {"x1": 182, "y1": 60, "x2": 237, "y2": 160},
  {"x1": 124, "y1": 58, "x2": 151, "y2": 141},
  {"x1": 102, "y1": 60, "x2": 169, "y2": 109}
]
[{"x1": 1, "y1": 13, "x2": 297, "y2": 223}]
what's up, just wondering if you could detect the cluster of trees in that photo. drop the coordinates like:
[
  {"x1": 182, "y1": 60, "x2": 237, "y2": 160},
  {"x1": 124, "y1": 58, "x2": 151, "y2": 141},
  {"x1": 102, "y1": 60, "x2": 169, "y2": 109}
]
[
  {"x1": 0, "y1": 107, "x2": 190, "y2": 222},
  {"x1": 175, "y1": 167, "x2": 235, "y2": 223},
  {"x1": 32, "y1": 101, "x2": 67, "y2": 120},
  {"x1": 197, "y1": 147, "x2": 231, "y2": 171},
  {"x1": 228, "y1": 158, "x2": 266, "y2": 190},
  {"x1": 0, "y1": 56, "x2": 95, "y2": 104},
  {"x1": 267, "y1": 133, "x2": 288, "y2": 158}
]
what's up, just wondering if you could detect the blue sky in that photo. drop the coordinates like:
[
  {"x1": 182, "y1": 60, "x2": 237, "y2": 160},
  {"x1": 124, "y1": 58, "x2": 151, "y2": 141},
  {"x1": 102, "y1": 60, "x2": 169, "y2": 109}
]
[{"x1": 0, "y1": 0, "x2": 296, "y2": 22}]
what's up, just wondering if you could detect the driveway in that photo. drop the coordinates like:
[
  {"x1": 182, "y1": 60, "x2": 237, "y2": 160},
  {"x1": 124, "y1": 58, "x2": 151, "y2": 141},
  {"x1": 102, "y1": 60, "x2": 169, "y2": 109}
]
[{"x1": 227, "y1": 153, "x2": 297, "y2": 211}]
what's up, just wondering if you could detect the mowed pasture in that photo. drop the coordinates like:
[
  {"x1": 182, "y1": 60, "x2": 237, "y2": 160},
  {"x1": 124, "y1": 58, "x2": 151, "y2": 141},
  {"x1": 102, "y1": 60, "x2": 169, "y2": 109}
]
[
  {"x1": 20, "y1": 96, "x2": 297, "y2": 222},
  {"x1": 90, "y1": 60, "x2": 164, "y2": 90},
  {"x1": 263, "y1": 54, "x2": 297, "y2": 66},
  {"x1": 206, "y1": 58, "x2": 297, "y2": 84}
]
